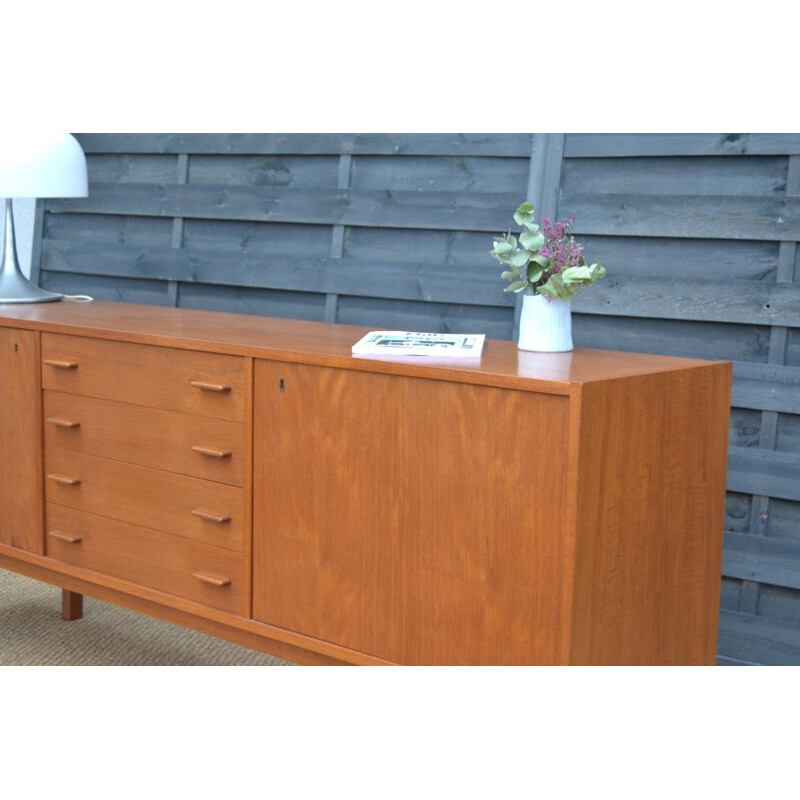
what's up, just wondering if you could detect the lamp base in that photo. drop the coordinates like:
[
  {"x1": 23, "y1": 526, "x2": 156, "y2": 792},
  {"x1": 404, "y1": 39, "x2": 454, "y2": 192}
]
[
  {"x1": 0, "y1": 197, "x2": 63, "y2": 303},
  {"x1": 0, "y1": 273, "x2": 64, "y2": 303}
]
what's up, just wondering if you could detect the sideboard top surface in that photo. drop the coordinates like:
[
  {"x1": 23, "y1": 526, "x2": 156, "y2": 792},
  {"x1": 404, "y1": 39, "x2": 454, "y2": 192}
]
[{"x1": 0, "y1": 300, "x2": 722, "y2": 394}]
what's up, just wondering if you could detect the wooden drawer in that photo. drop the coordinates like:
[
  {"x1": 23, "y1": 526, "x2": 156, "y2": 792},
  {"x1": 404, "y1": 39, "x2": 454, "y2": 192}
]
[
  {"x1": 42, "y1": 334, "x2": 245, "y2": 421},
  {"x1": 45, "y1": 448, "x2": 244, "y2": 552},
  {"x1": 46, "y1": 504, "x2": 244, "y2": 615},
  {"x1": 44, "y1": 391, "x2": 244, "y2": 486}
]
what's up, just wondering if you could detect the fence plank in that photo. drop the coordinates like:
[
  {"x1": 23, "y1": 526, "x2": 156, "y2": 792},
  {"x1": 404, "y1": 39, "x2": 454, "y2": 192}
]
[
  {"x1": 39, "y1": 239, "x2": 513, "y2": 307},
  {"x1": 563, "y1": 155, "x2": 788, "y2": 196},
  {"x1": 565, "y1": 133, "x2": 800, "y2": 157},
  {"x1": 732, "y1": 362, "x2": 800, "y2": 414},
  {"x1": 48, "y1": 184, "x2": 519, "y2": 232},
  {"x1": 727, "y1": 446, "x2": 800, "y2": 502},
  {"x1": 40, "y1": 237, "x2": 800, "y2": 326},
  {"x1": 723, "y1": 532, "x2": 800, "y2": 590},
  {"x1": 75, "y1": 133, "x2": 534, "y2": 157},
  {"x1": 578, "y1": 234, "x2": 778, "y2": 282},
  {"x1": 561, "y1": 192, "x2": 800, "y2": 241},
  {"x1": 718, "y1": 609, "x2": 800, "y2": 665},
  {"x1": 572, "y1": 314, "x2": 768, "y2": 362},
  {"x1": 573, "y1": 274, "x2": 800, "y2": 326}
]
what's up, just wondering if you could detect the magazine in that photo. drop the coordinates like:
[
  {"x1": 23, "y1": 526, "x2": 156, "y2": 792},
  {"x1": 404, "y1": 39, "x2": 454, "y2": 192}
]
[{"x1": 351, "y1": 331, "x2": 485, "y2": 358}]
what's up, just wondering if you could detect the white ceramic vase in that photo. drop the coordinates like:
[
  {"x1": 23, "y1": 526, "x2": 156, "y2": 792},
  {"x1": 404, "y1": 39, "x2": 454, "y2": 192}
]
[{"x1": 518, "y1": 293, "x2": 573, "y2": 352}]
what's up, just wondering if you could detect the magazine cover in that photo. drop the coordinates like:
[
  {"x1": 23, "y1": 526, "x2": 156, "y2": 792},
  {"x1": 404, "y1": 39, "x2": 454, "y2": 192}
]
[{"x1": 351, "y1": 331, "x2": 485, "y2": 358}]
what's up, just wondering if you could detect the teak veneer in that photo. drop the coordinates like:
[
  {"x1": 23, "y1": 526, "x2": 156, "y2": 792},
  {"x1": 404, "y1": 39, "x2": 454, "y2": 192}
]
[{"x1": 0, "y1": 301, "x2": 731, "y2": 665}]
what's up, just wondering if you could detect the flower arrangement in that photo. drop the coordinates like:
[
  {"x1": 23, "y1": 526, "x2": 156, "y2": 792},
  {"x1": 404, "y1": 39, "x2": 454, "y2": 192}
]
[{"x1": 490, "y1": 202, "x2": 606, "y2": 300}]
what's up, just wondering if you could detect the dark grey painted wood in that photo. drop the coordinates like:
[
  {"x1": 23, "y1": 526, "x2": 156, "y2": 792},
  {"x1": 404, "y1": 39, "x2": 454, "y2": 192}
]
[
  {"x1": 727, "y1": 446, "x2": 800, "y2": 503},
  {"x1": 336, "y1": 295, "x2": 513, "y2": 339},
  {"x1": 561, "y1": 192, "x2": 800, "y2": 241},
  {"x1": 178, "y1": 282, "x2": 327, "y2": 320},
  {"x1": 87, "y1": 153, "x2": 179, "y2": 184},
  {"x1": 566, "y1": 133, "x2": 800, "y2": 157},
  {"x1": 578, "y1": 235, "x2": 779, "y2": 281},
  {"x1": 47, "y1": 184, "x2": 519, "y2": 232},
  {"x1": 349, "y1": 155, "x2": 530, "y2": 194},
  {"x1": 187, "y1": 154, "x2": 340, "y2": 188},
  {"x1": 732, "y1": 363, "x2": 800, "y2": 414},
  {"x1": 40, "y1": 236, "x2": 800, "y2": 327},
  {"x1": 572, "y1": 314, "x2": 769, "y2": 362},
  {"x1": 76, "y1": 133, "x2": 534, "y2": 157},
  {"x1": 563, "y1": 155, "x2": 789, "y2": 196},
  {"x1": 723, "y1": 531, "x2": 800, "y2": 590},
  {"x1": 40, "y1": 271, "x2": 172, "y2": 306},
  {"x1": 718, "y1": 609, "x2": 800, "y2": 666},
  {"x1": 757, "y1": 583, "x2": 800, "y2": 623},
  {"x1": 28, "y1": 200, "x2": 46, "y2": 287},
  {"x1": 572, "y1": 275, "x2": 800, "y2": 326},
  {"x1": 39, "y1": 239, "x2": 514, "y2": 307}
]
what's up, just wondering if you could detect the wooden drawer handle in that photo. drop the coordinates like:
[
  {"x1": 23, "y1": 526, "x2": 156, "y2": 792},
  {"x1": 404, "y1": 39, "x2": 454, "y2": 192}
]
[
  {"x1": 191, "y1": 445, "x2": 232, "y2": 459},
  {"x1": 44, "y1": 359, "x2": 79, "y2": 369},
  {"x1": 48, "y1": 530, "x2": 82, "y2": 544},
  {"x1": 190, "y1": 380, "x2": 232, "y2": 393},
  {"x1": 191, "y1": 508, "x2": 232, "y2": 523},
  {"x1": 192, "y1": 572, "x2": 232, "y2": 588},
  {"x1": 47, "y1": 417, "x2": 81, "y2": 429},
  {"x1": 47, "y1": 473, "x2": 82, "y2": 486}
]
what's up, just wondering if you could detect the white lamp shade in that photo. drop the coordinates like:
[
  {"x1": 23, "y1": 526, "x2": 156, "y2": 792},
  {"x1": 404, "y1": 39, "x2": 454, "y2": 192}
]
[{"x1": 0, "y1": 133, "x2": 88, "y2": 198}]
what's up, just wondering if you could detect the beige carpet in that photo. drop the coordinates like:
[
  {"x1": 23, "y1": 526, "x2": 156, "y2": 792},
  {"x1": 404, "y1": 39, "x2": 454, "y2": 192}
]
[{"x1": 0, "y1": 568, "x2": 295, "y2": 666}]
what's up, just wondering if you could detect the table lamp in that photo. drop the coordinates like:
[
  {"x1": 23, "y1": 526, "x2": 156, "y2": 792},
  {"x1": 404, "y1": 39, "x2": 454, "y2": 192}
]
[{"x1": 0, "y1": 133, "x2": 88, "y2": 303}]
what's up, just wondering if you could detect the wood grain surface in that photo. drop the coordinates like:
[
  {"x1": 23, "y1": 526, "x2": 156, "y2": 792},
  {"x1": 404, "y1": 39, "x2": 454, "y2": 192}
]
[
  {"x1": 45, "y1": 448, "x2": 244, "y2": 551},
  {"x1": 0, "y1": 543, "x2": 392, "y2": 665},
  {"x1": 253, "y1": 360, "x2": 570, "y2": 665},
  {"x1": 43, "y1": 390, "x2": 244, "y2": 486},
  {"x1": 567, "y1": 363, "x2": 732, "y2": 665},
  {"x1": 46, "y1": 504, "x2": 245, "y2": 615},
  {"x1": 0, "y1": 327, "x2": 44, "y2": 554},
  {"x1": 42, "y1": 333, "x2": 245, "y2": 421},
  {"x1": 61, "y1": 589, "x2": 83, "y2": 621},
  {"x1": 0, "y1": 301, "x2": 718, "y2": 395}
]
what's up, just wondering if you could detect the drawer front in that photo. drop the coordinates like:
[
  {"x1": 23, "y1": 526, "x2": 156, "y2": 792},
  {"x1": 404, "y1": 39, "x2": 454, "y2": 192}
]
[
  {"x1": 45, "y1": 448, "x2": 244, "y2": 552},
  {"x1": 46, "y1": 504, "x2": 244, "y2": 615},
  {"x1": 42, "y1": 334, "x2": 245, "y2": 421},
  {"x1": 44, "y1": 391, "x2": 244, "y2": 486}
]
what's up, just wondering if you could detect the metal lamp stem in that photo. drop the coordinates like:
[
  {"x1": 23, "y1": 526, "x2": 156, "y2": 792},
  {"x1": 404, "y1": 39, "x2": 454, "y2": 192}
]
[{"x1": 0, "y1": 198, "x2": 63, "y2": 303}]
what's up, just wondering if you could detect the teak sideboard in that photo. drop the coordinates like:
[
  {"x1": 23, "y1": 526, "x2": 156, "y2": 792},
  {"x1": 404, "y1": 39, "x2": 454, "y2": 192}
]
[{"x1": 0, "y1": 301, "x2": 731, "y2": 665}]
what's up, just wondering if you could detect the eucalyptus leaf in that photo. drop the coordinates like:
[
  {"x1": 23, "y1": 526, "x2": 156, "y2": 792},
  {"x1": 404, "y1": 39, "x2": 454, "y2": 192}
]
[
  {"x1": 520, "y1": 231, "x2": 545, "y2": 251},
  {"x1": 514, "y1": 202, "x2": 534, "y2": 219},
  {"x1": 505, "y1": 280, "x2": 528, "y2": 293},
  {"x1": 590, "y1": 263, "x2": 607, "y2": 280},
  {"x1": 500, "y1": 271, "x2": 516, "y2": 280},
  {"x1": 539, "y1": 274, "x2": 574, "y2": 301},
  {"x1": 561, "y1": 266, "x2": 592, "y2": 283},
  {"x1": 492, "y1": 240, "x2": 515, "y2": 255},
  {"x1": 536, "y1": 278, "x2": 558, "y2": 300},
  {"x1": 510, "y1": 250, "x2": 530, "y2": 268},
  {"x1": 527, "y1": 265, "x2": 543, "y2": 282}
]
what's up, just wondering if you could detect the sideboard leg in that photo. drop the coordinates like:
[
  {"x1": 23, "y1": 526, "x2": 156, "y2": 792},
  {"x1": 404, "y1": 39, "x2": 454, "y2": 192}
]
[{"x1": 61, "y1": 589, "x2": 83, "y2": 621}]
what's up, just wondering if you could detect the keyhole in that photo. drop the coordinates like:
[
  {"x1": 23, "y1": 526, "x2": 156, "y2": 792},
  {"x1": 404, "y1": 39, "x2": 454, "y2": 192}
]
[
  {"x1": 279, "y1": 378, "x2": 285, "y2": 392},
  {"x1": 14, "y1": 343, "x2": 18, "y2": 353}
]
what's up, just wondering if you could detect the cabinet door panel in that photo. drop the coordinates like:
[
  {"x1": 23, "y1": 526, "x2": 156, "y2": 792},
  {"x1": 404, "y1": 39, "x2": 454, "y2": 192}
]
[
  {"x1": 253, "y1": 361, "x2": 569, "y2": 665},
  {"x1": 0, "y1": 327, "x2": 43, "y2": 553}
]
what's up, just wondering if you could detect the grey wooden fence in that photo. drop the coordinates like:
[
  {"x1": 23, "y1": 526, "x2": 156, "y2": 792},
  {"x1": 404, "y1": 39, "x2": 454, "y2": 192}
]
[{"x1": 32, "y1": 132, "x2": 800, "y2": 665}]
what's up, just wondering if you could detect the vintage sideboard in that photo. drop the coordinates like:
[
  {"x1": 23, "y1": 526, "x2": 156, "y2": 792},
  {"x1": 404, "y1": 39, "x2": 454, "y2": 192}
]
[{"x1": 0, "y1": 301, "x2": 731, "y2": 665}]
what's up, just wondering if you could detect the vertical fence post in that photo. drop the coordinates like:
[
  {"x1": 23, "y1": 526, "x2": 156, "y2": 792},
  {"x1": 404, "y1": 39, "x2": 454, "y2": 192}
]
[{"x1": 514, "y1": 133, "x2": 565, "y2": 340}]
